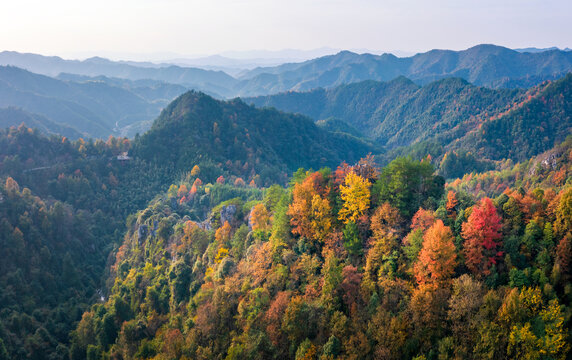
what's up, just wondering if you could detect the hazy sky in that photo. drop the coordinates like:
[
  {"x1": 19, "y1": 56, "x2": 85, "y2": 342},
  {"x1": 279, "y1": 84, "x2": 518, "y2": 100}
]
[{"x1": 1, "y1": 0, "x2": 571, "y2": 60}]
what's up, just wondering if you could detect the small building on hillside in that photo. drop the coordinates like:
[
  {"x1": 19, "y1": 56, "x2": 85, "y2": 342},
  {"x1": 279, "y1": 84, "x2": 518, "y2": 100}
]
[{"x1": 117, "y1": 152, "x2": 132, "y2": 161}]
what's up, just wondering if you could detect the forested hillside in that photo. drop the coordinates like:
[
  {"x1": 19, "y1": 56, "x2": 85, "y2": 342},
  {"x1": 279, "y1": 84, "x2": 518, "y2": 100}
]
[
  {"x1": 245, "y1": 77, "x2": 522, "y2": 147},
  {"x1": 0, "y1": 177, "x2": 115, "y2": 359},
  {"x1": 459, "y1": 73, "x2": 572, "y2": 161},
  {"x1": 69, "y1": 149, "x2": 572, "y2": 359},
  {"x1": 0, "y1": 103, "x2": 374, "y2": 359},
  {"x1": 247, "y1": 73, "x2": 572, "y2": 168},
  {"x1": 0, "y1": 126, "x2": 155, "y2": 360},
  {"x1": 132, "y1": 91, "x2": 375, "y2": 186}
]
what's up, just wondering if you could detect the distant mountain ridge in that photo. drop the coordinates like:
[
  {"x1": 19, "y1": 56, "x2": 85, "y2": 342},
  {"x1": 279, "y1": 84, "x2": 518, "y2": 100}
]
[
  {"x1": 0, "y1": 51, "x2": 237, "y2": 97},
  {"x1": 2, "y1": 44, "x2": 572, "y2": 98},
  {"x1": 236, "y1": 44, "x2": 572, "y2": 95},
  {"x1": 514, "y1": 46, "x2": 572, "y2": 53}
]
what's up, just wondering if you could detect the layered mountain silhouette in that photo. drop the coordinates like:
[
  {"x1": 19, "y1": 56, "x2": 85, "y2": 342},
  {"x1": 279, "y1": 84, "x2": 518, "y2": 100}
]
[
  {"x1": 0, "y1": 66, "x2": 185, "y2": 138},
  {"x1": 235, "y1": 44, "x2": 572, "y2": 95},
  {"x1": 2, "y1": 44, "x2": 572, "y2": 98},
  {"x1": 0, "y1": 51, "x2": 237, "y2": 97}
]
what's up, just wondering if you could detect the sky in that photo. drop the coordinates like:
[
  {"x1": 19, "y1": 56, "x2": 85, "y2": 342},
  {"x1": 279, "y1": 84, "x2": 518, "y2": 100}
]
[{"x1": 0, "y1": 0, "x2": 571, "y2": 61}]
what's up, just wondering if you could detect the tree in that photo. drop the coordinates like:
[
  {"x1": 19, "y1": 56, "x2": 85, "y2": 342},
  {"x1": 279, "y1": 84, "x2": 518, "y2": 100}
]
[
  {"x1": 555, "y1": 234, "x2": 571, "y2": 281},
  {"x1": 270, "y1": 194, "x2": 292, "y2": 258},
  {"x1": 447, "y1": 275, "x2": 484, "y2": 357},
  {"x1": 554, "y1": 187, "x2": 572, "y2": 237},
  {"x1": 282, "y1": 297, "x2": 321, "y2": 346},
  {"x1": 321, "y1": 252, "x2": 343, "y2": 311},
  {"x1": 340, "y1": 265, "x2": 362, "y2": 314},
  {"x1": 446, "y1": 191, "x2": 458, "y2": 219},
  {"x1": 266, "y1": 291, "x2": 291, "y2": 348},
  {"x1": 374, "y1": 157, "x2": 444, "y2": 217},
  {"x1": 370, "y1": 202, "x2": 403, "y2": 253},
  {"x1": 364, "y1": 203, "x2": 403, "y2": 287},
  {"x1": 177, "y1": 184, "x2": 188, "y2": 198},
  {"x1": 338, "y1": 171, "x2": 370, "y2": 224},
  {"x1": 191, "y1": 164, "x2": 200, "y2": 176},
  {"x1": 215, "y1": 221, "x2": 232, "y2": 246},
  {"x1": 250, "y1": 203, "x2": 270, "y2": 232},
  {"x1": 310, "y1": 194, "x2": 332, "y2": 243},
  {"x1": 288, "y1": 172, "x2": 330, "y2": 245},
  {"x1": 414, "y1": 220, "x2": 457, "y2": 288},
  {"x1": 192, "y1": 178, "x2": 203, "y2": 188},
  {"x1": 462, "y1": 197, "x2": 503, "y2": 277},
  {"x1": 5, "y1": 177, "x2": 19, "y2": 194},
  {"x1": 409, "y1": 284, "x2": 450, "y2": 350},
  {"x1": 342, "y1": 221, "x2": 362, "y2": 257}
]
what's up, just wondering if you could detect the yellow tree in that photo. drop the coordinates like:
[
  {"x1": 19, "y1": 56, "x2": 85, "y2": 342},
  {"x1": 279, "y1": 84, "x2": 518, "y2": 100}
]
[
  {"x1": 310, "y1": 194, "x2": 332, "y2": 243},
  {"x1": 338, "y1": 172, "x2": 370, "y2": 224},
  {"x1": 5, "y1": 177, "x2": 20, "y2": 194},
  {"x1": 363, "y1": 203, "x2": 403, "y2": 289}
]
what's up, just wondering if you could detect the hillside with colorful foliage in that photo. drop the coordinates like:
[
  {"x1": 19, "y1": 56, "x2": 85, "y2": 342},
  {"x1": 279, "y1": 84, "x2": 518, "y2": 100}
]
[{"x1": 69, "y1": 152, "x2": 571, "y2": 359}]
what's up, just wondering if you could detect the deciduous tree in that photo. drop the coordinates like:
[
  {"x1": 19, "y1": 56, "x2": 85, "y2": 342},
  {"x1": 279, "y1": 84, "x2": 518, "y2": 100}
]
[
  {"x1": 338, "y1": 172, "x2": 370, "y2": 225},
  {"x1": 462, "y1": 197, "x2": 503, "y2": 277},
  {"x1": 414, "y1": 220, "x2": 457, "y2": 288}
]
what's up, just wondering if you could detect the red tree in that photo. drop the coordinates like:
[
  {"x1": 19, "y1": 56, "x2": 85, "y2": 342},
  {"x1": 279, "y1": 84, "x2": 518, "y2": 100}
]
[{"x1": 462, "y1": 197, "x2": 503, "y2": 276}]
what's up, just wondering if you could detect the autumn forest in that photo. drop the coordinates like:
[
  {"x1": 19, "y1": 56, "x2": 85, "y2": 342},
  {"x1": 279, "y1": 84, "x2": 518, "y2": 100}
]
[{"x1": 0, "y1": 45, "x2": 571, "y2": 360}]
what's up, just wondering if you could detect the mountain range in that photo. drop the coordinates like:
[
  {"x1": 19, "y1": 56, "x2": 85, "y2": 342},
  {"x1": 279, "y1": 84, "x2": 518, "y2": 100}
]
[{"x1": 2, "y1": 44, "x2": 572, "y2": 99}]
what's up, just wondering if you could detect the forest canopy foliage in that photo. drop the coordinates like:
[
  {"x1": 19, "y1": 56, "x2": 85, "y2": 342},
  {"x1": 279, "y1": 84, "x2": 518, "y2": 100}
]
[{"x1": 68, "y1": 152, "x2": 571, "y2": 360}]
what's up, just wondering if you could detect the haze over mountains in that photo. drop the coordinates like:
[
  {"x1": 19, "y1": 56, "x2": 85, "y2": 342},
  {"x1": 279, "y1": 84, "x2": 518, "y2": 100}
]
[
  {"x1": 0, "y1": 66, "x2": 177, "y2": 138},
  {"x1": 0, "y1": 43, "x2": 571, "y2": 140},
  {"x1": 2, "y1": 44, "x2": 572, "y2": 99}
]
